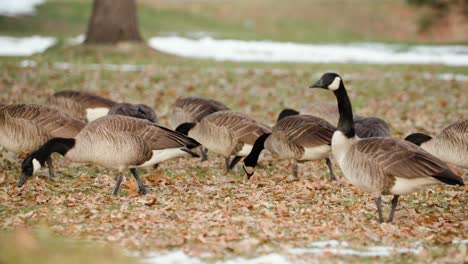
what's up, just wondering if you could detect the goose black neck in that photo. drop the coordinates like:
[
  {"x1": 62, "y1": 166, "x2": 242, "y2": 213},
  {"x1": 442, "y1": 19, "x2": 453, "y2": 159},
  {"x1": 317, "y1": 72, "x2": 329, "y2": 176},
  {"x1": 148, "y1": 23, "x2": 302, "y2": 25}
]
[
  {"x1": 32, "y1": 138, "x2": 76, "y2": 164},
  {"x1": 334, "y1": 83, "x2": 355, "y2": 138},
  {"x1": 243, "y1": 133, "x2": 270, "y2": 168},
  {"x1": 175, "y1": 122, "x2": 195, "y2": 136}
]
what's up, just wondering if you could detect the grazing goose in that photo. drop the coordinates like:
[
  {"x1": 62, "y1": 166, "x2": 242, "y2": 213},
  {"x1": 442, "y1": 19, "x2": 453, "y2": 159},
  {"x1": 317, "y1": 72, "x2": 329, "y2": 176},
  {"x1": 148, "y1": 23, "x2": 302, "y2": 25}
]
[
  {"x1": 108, "y1": 103, "x2": 159, "y2": 123},
  {"x1": 300, "y1": 102, "x2": 391, "y2": 138},
  {"x1": 243, "y1": 109, "x2": 336, "y2": 180},
  {"x1": 175, "y1": 110, "x2": 271, "y2": 172},
  {"x1": 310, "y1": 72, "x2": 463, "y2": 223},
  {"x1": 0, "y1": 104, "x2": 85, "y2": 178},
  {"x1": 18, "y1": 115, "x2": 200, "y2": 195},
  {"x1": 170, "y1": 97, "x2": 230, "y2": 161},
  {"x1": 47, "y1": 90, "x2": 116, "y2": 122},
  {"x1": 405, "y1": 118, "x2": 468, "y2": 168}
]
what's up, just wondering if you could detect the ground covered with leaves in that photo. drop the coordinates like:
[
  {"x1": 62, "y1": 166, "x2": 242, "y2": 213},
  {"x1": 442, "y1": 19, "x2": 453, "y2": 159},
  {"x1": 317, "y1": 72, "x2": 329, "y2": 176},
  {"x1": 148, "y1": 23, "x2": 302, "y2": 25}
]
[{"x1": 0, "y1": 45, "x2": 466, "y2": 263}]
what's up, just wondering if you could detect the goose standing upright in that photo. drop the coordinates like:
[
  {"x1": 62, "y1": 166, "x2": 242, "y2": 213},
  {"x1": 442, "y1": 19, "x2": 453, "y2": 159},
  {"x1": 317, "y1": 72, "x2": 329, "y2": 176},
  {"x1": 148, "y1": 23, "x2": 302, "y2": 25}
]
[
  {"x1": 310, "y1": 72, "x2": 463, "y2": 223},
  {"x1": 242, "y1": 109, "x2": 336, "y2": 180},
  {"x1": 0, "y1": 104, "x2": 85, "y2": 178},
  {"x1": 405, "y1": 118, "x2": 467, "y2": 169},
  {"x1": 18, "y1": 115, "x2": 200, "y2": 195},
  {"x1": 176, "y1": 110, "x2": 270, "y2": 172}
]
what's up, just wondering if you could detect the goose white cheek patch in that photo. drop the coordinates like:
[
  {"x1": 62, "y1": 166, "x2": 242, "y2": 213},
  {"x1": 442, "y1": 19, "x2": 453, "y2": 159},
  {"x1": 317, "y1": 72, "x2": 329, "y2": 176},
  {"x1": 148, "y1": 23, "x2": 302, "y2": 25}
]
[
  {"x1": 329, "y1": 77, "x2": 341, "y2": 90},
  {"x1": 32, "y1": 158, "x2": 41, "y2": 173}
]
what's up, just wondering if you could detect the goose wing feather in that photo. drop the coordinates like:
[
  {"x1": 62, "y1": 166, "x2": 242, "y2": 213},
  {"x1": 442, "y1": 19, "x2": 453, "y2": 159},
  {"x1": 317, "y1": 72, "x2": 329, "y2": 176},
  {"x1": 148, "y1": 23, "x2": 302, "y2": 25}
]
[
  {"x1": 353, "y1": 138, "x2": 459, "y2": 182},
  {"x1": 354, "y1": 116, "x2": 391, "y2": 138},
  {"x1": 275, "y1": 115, "x2": 335, "y2": 147}
]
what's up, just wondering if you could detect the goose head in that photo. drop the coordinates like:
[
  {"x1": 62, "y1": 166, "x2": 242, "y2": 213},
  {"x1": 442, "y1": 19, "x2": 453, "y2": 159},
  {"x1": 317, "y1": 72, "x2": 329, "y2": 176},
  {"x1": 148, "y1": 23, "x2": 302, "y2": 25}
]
[
  {"x1": 310, "y1": 72, "x2": 342, "y2": 91},
  {"x1": 18, "y1": 156, "x2": 43, "y2": 187}
]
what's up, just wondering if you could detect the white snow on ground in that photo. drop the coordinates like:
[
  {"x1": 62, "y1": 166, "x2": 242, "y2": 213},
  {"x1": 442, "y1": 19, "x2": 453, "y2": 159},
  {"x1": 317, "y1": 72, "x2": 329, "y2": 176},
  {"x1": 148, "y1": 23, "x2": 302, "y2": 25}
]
[
  {"x1": 148, "y1": 36, "x2": 468, "y2": 66},
  {"x1": 0, "y1": 36, "x2": 56, "y2": 56},
  {"x1": 142, "y1": 240, "x2": 425, "y2": 264},
  {"x1": 0, "y1": 0, "x2": 45, "y2": 16}
]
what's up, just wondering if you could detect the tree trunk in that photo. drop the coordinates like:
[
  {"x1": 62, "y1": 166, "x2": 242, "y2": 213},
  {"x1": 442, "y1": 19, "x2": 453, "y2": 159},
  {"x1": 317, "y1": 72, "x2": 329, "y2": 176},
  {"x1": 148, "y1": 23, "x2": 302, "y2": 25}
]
[{"x1": 85, "y1": 0, "x2": 142, "y2": 44}]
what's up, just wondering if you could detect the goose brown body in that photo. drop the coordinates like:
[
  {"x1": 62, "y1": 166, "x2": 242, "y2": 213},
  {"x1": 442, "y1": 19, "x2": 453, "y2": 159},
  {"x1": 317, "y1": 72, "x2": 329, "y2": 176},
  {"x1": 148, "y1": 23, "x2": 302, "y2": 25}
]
[
  {"x1": 108, "y1": 103, "x2": 159, "y2": 123},
  {"x1": 409, "y1": 119, "x2": 468, "y2": 168},
  {"x1": 66, "y1": 115, "x2": 197, "y2": 170},
  {"x1": 266, "y1": 115, "x2": 334, "y2": 161},
  {"x1": 47, "y1": 90, "x2": 116, "y2": 122},
  {"x1": 0, "y1": 104, "x2": 85, "y2": 154},
  {"x1": 169, "y1": 96, "x2": 229, "y2": 129},
  {"x1": 188, "y1": 111, "x2": 270, "y2": 158}
]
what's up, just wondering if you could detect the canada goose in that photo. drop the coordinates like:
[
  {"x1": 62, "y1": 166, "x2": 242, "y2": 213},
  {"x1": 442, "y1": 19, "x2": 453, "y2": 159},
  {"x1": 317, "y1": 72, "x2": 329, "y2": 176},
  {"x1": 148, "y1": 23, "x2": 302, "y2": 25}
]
[
  {"x1": 0, "y1": 104, "x2": 85, "y2": 178},
  {"x1": 18, "y1": 115, "x2": 200, "y2": 195},
  {"x1": 405, "y1": 118, "x2": 467, "y2": 168},
  {"x1": 170, "y1": 97, "x2": 230, "y2": 161},
  {"x1": 300, "y1": 102, "x2": 391, "y2": 138},
  {"x1": 47, "y1": 90, "x2": 116, "y2": 122},
  {"x1": 108, "y1": 103, "x2": 158, "y2": 123},
  {"x1": 175, "y1": 110, "x2": 271, "y2": 172},
  {"x1": 310, "y1": 72, "x2": 463, "y2": 223},
  {"x1": 242, "y1": 109, "x2": 336, "y2": 180}
]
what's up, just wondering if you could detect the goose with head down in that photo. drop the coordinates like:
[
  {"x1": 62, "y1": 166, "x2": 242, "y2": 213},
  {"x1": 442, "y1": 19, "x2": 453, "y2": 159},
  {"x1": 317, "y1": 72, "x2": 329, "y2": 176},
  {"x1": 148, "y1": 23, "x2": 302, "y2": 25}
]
[
  {"x1": 18, "y1": 115, "x2": 200, "y2": 195},
  {"x1": 176, "y1": 110, "x2": 270, "y2": 172}
]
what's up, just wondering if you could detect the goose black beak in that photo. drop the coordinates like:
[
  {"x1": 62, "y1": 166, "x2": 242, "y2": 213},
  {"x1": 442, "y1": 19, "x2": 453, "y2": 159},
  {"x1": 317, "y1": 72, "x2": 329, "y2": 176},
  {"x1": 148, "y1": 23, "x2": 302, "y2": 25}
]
[
  {"x1": 17, "y1": 173, "x2": 30, "y2": 188},
  {"x1": 310, "y1": 79, "x2": 324, "y2": 88},
  {"x1": 242, "y1": 164, "x2": 255, "y2": 179}
]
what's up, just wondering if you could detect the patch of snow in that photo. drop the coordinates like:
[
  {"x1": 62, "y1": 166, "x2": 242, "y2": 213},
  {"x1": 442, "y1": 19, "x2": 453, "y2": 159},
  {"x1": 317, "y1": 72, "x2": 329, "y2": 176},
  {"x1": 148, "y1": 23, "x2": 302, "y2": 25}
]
[
  {"x1": 289, "y1": 241, "x2": 423, "y2": 257},
  {"x1": 143, "y1": 250, "x2": 204, "y2": 264},
  {"x1": 148, "y1": 36, "x2": 468, "y2": 66},
  {"x1": 220, "y1": 254, "x2": 294, "y2": 264},
  {"x1": 0, "y1": 0, "x2": 46, "y2": 16},
  {"x1": 452, "y1": 239, "x2": 468, "y2": 244},
  {"x1": 0, "y1": 35, "x2": 56, "y2": 56},
  {"x1": 66, "y1": 34, "x2": 85, "y2": 45},
  {"x1": 53, "y1": 62, "x2": 147, "y2": 72}
]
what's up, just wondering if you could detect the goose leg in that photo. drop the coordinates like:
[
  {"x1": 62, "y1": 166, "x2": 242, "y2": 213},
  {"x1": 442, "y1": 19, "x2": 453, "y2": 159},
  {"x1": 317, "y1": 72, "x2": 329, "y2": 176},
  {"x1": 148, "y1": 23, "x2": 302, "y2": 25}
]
[
  {"x1": 130, "y1": 168, "x2": 147, "y2": 195},
  {"x1": 46, "y1": 157, "x2": 55, "y2": 178},
  {"x1": 325, "y1": 157, "x2": 336, "y2": 181},
  {"x1": 224, "y1": 157, "x2": 231, "y2": 172},
  {"x1": 229, "y1": 156, "x2": 243, "y2": 170},
  {"x1": 292, "y1": 160, "x2": 298, "y2": 178},
  {"x1": 374, "y1": 196, "x2": 384, "y2": 223},
  {"x1": 112, "y1": 174, "x2": 124, "y2": 196},
  {"x1": 200, "y1": 147, "x2": 208, "y2": 161},
  {"x1": 388, "y1": 195, "x2": 400, "y2": 223}
]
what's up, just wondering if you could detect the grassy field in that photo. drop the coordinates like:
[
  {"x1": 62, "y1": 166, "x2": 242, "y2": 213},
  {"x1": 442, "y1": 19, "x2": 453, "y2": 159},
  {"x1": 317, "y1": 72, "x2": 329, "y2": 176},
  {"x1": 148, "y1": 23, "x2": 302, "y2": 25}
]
[{"x1": 0, "y1": 0, "x2": 467, "y2": 263}]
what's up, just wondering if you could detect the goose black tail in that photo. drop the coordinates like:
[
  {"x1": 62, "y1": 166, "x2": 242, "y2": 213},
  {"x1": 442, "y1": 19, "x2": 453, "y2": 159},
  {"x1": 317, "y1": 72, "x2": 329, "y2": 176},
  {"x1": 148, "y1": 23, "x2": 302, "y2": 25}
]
[{"x1": 433, "y1": 170, "x2": 464, "y2": 186}]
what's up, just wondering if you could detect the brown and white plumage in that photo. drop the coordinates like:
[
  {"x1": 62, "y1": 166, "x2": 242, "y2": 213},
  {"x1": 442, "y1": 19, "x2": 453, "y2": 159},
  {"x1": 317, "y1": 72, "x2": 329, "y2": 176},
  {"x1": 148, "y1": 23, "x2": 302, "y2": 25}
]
[
  {"x1": 301, "y1": 102, "x2": 391, "y2": 138},
  {"x1": 311, "y1": 72, "x2": 463, "y2": 223},
  {"x1": 0, "y1": 104, "x2": 85, "y2": 178},
  {"x1": 169, "y1": 96, "x2": 229, "y2": 129},
  {"x1": 243, "y1": 113, "x2": 336, "y2": 180},
  {"x1": 108, "y1": 103, "x2": 158, "y2": 123},
  {"x1": 18, "y1": 115, "x2": 200, "y2": 195},
  {"x1": 405, "y1": 119, "x2": 468, "y2": 168},
  {"x1": 176, "y1": 110, "x2": 270, "y2": 171},
  {"x1": 47, "y1": 90, "x2": 116, "y2": 122}
]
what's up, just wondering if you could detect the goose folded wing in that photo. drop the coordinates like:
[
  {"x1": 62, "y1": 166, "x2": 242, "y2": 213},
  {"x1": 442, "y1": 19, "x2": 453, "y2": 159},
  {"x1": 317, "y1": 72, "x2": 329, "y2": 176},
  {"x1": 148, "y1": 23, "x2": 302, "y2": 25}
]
[{"x1": 279, "y1": 116, "x2": 334, "y2": 147}]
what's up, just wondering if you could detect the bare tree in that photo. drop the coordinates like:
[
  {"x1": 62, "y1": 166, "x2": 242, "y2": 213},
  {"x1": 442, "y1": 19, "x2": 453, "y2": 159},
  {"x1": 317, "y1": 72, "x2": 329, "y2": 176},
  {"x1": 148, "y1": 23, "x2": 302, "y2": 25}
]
[{"x1": 85, "y1": 0, "x2": 142, "y2": 44}]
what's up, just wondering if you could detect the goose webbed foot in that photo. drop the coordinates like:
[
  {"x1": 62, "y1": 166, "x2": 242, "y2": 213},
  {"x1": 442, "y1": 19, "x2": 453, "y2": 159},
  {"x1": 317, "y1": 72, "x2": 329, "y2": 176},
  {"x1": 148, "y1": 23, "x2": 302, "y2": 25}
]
[
  {"x1": 325, "y1": 157, "x2": 336, "y2": 181},
  {"x1": 200, "y1": 147, "x2": 208, "y2": 161},
  {"x1": 130, "y1": 168, "x2": 147, "y2": 195},
  {"x1": 46, "y1": 157, "x2": 55, "y2": 178},
  {"x1": 387, "y1": 195, "x2": 399, "y2": 223},
  {"x1": 112, "y1": 174, "x2": 124, "y2": 196},
  {"x1": 374, "y1": 196, "x2": 384, "y2": 223}
]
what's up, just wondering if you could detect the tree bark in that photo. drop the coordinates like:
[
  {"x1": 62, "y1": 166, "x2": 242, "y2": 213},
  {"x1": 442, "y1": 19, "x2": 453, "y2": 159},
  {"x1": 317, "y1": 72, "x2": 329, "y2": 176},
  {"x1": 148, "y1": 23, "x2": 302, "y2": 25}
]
[{"x1": 85, "y1": 0, "x2": 142, "y2": 44}]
